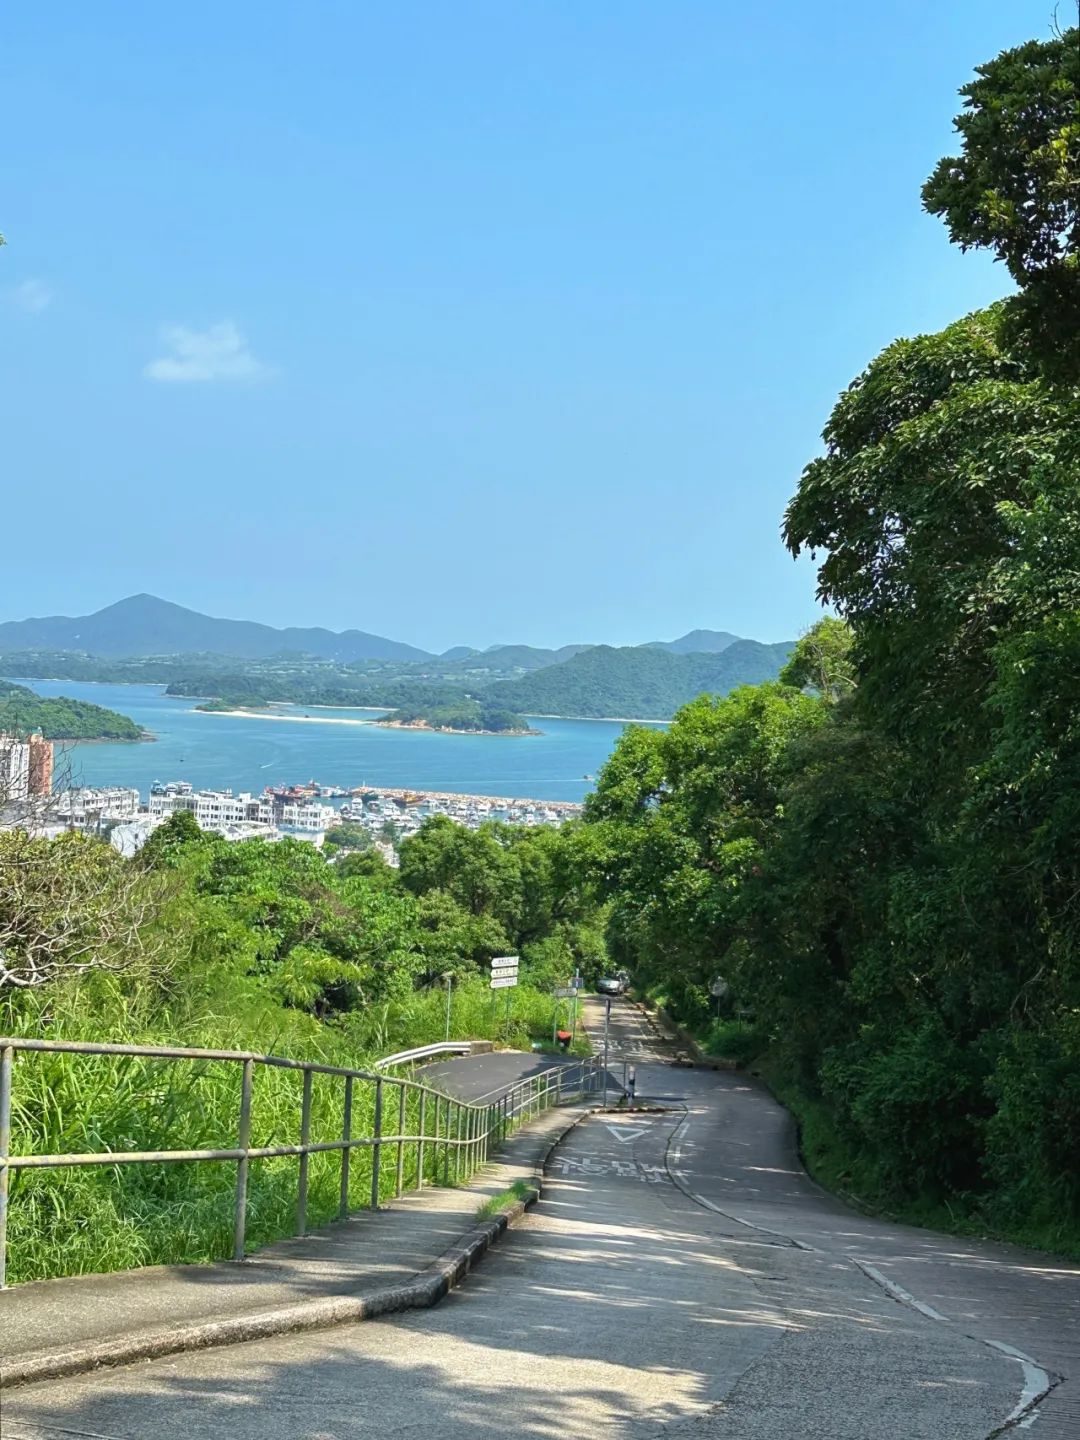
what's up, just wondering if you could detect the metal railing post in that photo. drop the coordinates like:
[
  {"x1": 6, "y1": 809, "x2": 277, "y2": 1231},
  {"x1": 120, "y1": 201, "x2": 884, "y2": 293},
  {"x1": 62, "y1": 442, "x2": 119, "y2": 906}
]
[
  {"x1": 416, "y1": 1088, "x2": 427, "y2": 1190},
  {"x1": 395, "y1": 1084, "x2": 406, "y2": 1197},
  {"x1": 370, "y1": 1078, "x2": 384, "y2": 1209},
  {"x1": 233, "y1": 1057, "x2": 254, "y2": 1261},
  {"x1": 0, "y1": 1045, "x2": 13, "y2": 1289},
  {"x1": 339, "y1": 1074, "x2": 354, "y2": 1219},
  {"x1": 297, "y1": 1067, "x2": 313, "y2": 1236},
  {"x1": 442, "y1": 1095, "x2": 451, "y2": 1186},
  {"x1": 455, "y1": 1103, "x2": 463, "y2": 1184}
]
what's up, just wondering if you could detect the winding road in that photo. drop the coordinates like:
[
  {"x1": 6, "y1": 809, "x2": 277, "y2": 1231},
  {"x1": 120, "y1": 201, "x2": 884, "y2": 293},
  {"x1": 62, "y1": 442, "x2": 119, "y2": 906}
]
[{"x1": 6, "y1": 998, "x2": 1078, "y2": 1437}]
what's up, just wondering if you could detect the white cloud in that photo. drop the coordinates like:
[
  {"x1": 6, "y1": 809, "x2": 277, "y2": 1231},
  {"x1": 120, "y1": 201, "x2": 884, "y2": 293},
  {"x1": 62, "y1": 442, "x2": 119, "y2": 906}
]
[
  {"x1": 8, "y1": 278, "x2": 53, "y2": 312},
  {"x1": 144, "y1": 321, "x2": 272, "y2": 384}
]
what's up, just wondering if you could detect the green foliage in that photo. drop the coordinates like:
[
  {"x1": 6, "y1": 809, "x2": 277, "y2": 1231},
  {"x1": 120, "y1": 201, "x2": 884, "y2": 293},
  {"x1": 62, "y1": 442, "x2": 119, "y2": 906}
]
[
  {"x1": 476, "y1": 1178, "x2": 534, "y2": 1219},
  {"x1": 582, "y1": 26, "x2": 1080, "y2": 1252},
  {"x1": 779, "y1": 618, "x2": 855, "y2": 703},
  {"x1": 922, "y1": 28, "x2": 1080, "y2": 377},
  {"x1": 321, "y1": 822, "x2": 372, "y2": 855},
  {"x1": 389, "y1": 698, "x2": 529, "y2": 733},
  {"x1": 0, "y1": 681, "x2": 142, "y2": 740},
  {"x1": 487, "y1": 640, "x2": 792, "y2": 719},
  {"x1": 4, "y1": 802, "x2": 606, "y2": 1282}
]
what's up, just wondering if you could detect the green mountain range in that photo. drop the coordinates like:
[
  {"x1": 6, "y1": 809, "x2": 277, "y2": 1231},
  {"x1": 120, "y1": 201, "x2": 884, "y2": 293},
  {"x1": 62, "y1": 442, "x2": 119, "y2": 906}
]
[
  {"x1": 0, "y1": 594, "x2": 430, "y2": 663},
  {"x1": 486, "y1": 641, "x2": 793, "y2": 719},
  {"x1": 0, "y1": 595, "x2": 797, "y2": 722}
]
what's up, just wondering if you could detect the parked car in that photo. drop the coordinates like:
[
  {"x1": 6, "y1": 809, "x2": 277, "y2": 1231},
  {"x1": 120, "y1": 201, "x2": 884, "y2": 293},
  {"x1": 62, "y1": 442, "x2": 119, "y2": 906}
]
[{"x1": 597, "y1": 975, "x2": 627, "y2": 996}]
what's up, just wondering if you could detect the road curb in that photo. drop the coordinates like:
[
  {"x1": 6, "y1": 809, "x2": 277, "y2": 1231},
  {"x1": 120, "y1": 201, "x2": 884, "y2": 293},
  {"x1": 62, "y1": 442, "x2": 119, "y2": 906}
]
[{"x1": 0, "y1": 1107, "x2": 590, "y2": 1392}]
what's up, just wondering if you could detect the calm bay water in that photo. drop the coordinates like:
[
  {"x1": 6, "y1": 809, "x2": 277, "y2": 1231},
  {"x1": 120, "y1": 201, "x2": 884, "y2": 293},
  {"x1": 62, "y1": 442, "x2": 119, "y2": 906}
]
[{"x1": 11, "y1": 680, "x2": 664, "y2": 803}]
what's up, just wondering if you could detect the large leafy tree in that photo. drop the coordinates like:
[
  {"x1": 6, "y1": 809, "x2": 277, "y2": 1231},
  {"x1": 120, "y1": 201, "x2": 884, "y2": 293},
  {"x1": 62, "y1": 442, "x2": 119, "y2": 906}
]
[{"x1": 922, "y1": 27, "x2": 1079, "y2": 376}]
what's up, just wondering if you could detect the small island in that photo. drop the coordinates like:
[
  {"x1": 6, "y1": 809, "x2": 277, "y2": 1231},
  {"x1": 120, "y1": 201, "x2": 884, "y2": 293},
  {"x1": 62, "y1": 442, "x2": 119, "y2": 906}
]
[
  {"x1": 195, "y1": 695, "x2": 269, "y2": 713},
  {"x1": 0, "y1": 682, "x2": 150, "y2": 742},
  {"x1": 379, "y1": 700, "x2": 539, "y2": 736}
]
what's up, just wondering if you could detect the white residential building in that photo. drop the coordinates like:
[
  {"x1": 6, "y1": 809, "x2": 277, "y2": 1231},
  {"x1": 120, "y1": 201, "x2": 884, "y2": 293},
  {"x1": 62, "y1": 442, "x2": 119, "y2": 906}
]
[
  {"x1": 55, "y1": 787, "x2": 141, "y2": 822},
  {"x1": 278, "y1": 800, "x2": 337, "y2": 833},
  {"x1": 148, "y1": 784, "x2": 275, "y2": 829},
  {"x1": 0, "y1": 735, "x2": 30, "y2": 802}
]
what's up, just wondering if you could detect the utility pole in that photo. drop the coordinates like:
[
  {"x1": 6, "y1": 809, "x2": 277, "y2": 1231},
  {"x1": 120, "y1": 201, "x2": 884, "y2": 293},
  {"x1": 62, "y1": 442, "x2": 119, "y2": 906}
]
[
  {"x1": 602, "y1": 996, "x2": 611, "y2": 1107},
  {"x1": 444, "y1": 973, "x2": 453, "y2": 1042}
]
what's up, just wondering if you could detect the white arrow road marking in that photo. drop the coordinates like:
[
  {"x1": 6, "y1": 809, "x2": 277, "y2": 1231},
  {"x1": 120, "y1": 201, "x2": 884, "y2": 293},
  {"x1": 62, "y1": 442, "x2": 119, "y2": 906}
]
[{"x1": 604, "y1": 1124, "x2": 641, "y2": 1143}]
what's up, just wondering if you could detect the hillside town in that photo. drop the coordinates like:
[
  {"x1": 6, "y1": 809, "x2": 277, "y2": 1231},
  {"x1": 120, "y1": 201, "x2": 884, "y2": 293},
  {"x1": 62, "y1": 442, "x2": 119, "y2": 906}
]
[{"x1": 0, "y1": 733, "x2": 582, "y2": 860}]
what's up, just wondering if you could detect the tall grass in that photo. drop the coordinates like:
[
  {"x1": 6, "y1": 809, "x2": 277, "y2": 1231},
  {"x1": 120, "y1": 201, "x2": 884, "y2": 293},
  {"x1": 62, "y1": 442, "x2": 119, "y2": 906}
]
[{"x1": 2, "y1": 975, "x2": 558, "y2": 1284}]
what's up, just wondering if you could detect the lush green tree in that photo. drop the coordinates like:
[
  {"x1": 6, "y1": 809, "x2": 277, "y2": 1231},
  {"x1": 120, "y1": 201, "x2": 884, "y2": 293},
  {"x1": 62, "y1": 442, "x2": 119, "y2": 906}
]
[
  {"x1": 779, "y1": 617, "x2": 855, "y2": 703},
  {"x1": 322, "y1": 822, "x2": 373, "y2": 855},
  {"x1": 922, "y1": 28, "x2": 1080, "y2": 376},
  {"x1": 399, "y1": 816, "x2": 520, "y2": 926}
]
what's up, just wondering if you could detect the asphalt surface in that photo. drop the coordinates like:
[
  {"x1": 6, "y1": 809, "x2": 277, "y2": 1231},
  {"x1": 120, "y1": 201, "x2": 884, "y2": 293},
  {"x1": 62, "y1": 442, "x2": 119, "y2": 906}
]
[
  {"x1": 5, "y1": 998, "x2": 1078, "y2": 1438},
  {"x1": 0, "y1": 1105, "x2": 581, "y2": 1372}
]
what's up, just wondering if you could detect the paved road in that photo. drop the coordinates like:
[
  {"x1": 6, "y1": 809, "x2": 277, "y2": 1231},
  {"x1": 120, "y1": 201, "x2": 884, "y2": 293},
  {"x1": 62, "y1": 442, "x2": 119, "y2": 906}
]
[
  {"x1": 419, "y1": 1048, "x2": 586, "y2": 1102},
  {"x1": 6, "y1": 998, "x2": 1077, "y2": 1437}
]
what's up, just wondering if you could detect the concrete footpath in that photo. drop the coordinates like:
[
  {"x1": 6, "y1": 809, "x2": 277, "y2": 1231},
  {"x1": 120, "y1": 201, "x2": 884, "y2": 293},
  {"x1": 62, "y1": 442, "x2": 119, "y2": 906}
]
[{"x1": 0, "y1": 1102, "x2": 587, "y2": 1389}]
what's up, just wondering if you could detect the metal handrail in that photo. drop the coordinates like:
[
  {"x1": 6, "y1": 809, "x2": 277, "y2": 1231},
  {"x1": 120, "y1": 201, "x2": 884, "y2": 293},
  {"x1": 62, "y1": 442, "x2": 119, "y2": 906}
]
[{"x1": 0, "y1": 1037, "x2": 600, "y2": 1289}]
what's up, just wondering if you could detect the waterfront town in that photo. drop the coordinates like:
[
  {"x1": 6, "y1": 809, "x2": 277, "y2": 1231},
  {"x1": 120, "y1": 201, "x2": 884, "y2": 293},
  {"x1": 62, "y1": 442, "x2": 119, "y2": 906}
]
[{"x1": 0, "y1": 732, "x2": 582, "y2": 860}]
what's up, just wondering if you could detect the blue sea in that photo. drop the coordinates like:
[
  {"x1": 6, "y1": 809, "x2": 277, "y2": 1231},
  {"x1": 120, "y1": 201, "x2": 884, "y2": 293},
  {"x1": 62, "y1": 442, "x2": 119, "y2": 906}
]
[{"x1": 9, "y1": 680, "x2": 665, "y2": 803}]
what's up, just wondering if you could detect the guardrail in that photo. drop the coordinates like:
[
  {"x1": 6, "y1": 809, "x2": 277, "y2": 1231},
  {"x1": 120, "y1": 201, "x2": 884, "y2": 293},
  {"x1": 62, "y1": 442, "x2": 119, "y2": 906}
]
[
  {"x1": 374, "y1": 1041, "x2": 474, "y2": 1068},
  {"x1": 0, "y1": 1039, "x2": 602, "y2": 1289}
]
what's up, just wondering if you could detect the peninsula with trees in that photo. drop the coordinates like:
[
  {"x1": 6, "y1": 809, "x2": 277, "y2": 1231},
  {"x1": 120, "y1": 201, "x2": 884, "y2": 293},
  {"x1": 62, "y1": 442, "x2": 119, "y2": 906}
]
[{"x1": 0, "y1": 681, "x2": 147, "y2": 742}]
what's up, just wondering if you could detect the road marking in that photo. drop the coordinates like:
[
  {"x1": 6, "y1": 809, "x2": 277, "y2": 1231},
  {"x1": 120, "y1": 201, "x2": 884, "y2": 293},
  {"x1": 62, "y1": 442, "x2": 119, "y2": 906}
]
[
  {"x1": 855, "y1": 1262, "x2": 1054, "y2": 1429},
  {"x1": 604, "y1": 1124, "x2": 641, "y2": 1144},
  {"x1": 665, "y1": 1110, "x2": 819, "y2": 1251},
  {"x1": 549, "y1": 1154, "x2": 667, "y2": 1183},
  {"x1": 854, "y1": 1262, "x2": 949, "y2": 1322},
  {"x1": 984, "y1": 1340, "x2": 1053, "y2": 1426}
]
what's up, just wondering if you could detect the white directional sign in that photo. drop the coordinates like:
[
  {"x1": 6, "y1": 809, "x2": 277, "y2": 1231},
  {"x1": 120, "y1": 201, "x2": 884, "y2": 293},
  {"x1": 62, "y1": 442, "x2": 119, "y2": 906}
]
[
  {"x1": 553, "y1": 986, "x2": 576, "y2": 999},
  {"x1": 490, "y1": 975, "x2": 518, "y2": 990},
  {"x1": 490, "y1": 955, "x2": 519, "y2": 973}
]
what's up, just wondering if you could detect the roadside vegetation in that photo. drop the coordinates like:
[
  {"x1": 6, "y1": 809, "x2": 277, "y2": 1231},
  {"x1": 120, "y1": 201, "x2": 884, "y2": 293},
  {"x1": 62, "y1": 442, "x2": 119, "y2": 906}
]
[
  {"x1": 0, "y1": 812, "x2": 608, "y2": 1283},
  {"x1": 476, "y1": 1179, "x2": 535, "y2": 1219},
  {"x1": 578, "y1": 27, "x2": 1080, "y2": 1256}
]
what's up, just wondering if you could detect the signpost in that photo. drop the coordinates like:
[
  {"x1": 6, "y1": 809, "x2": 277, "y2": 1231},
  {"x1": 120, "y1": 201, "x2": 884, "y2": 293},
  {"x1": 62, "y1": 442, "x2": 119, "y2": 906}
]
[
  {"x1": 571, "y1": 970, "x2": 582, "y2": 1045},
  {"x1": 490, "y1": 956, "x2": 519, "y2": 1034}
]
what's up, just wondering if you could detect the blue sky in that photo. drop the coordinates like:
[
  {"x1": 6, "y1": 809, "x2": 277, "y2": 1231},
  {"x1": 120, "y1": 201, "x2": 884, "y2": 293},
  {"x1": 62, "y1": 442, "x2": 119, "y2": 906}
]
[{"x1": 0, "y1": 1, "x2": 1056, "y2": 651}]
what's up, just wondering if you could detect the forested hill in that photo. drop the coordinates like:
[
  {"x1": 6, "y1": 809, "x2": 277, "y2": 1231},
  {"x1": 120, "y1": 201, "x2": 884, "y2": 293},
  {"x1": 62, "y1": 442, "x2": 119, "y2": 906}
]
[
  {"x1": 0, "y1": 682, "x2": 143, "y2": 740},
  {"x1": 487, "y1": 640, "x2": 793, "y2": 719}
]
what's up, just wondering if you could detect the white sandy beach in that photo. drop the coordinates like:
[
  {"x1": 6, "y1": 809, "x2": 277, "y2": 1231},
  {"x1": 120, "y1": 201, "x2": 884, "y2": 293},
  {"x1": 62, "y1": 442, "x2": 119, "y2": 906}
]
[{"x1": 194, "y1": 708, "x2": 380, "y2": 728}]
